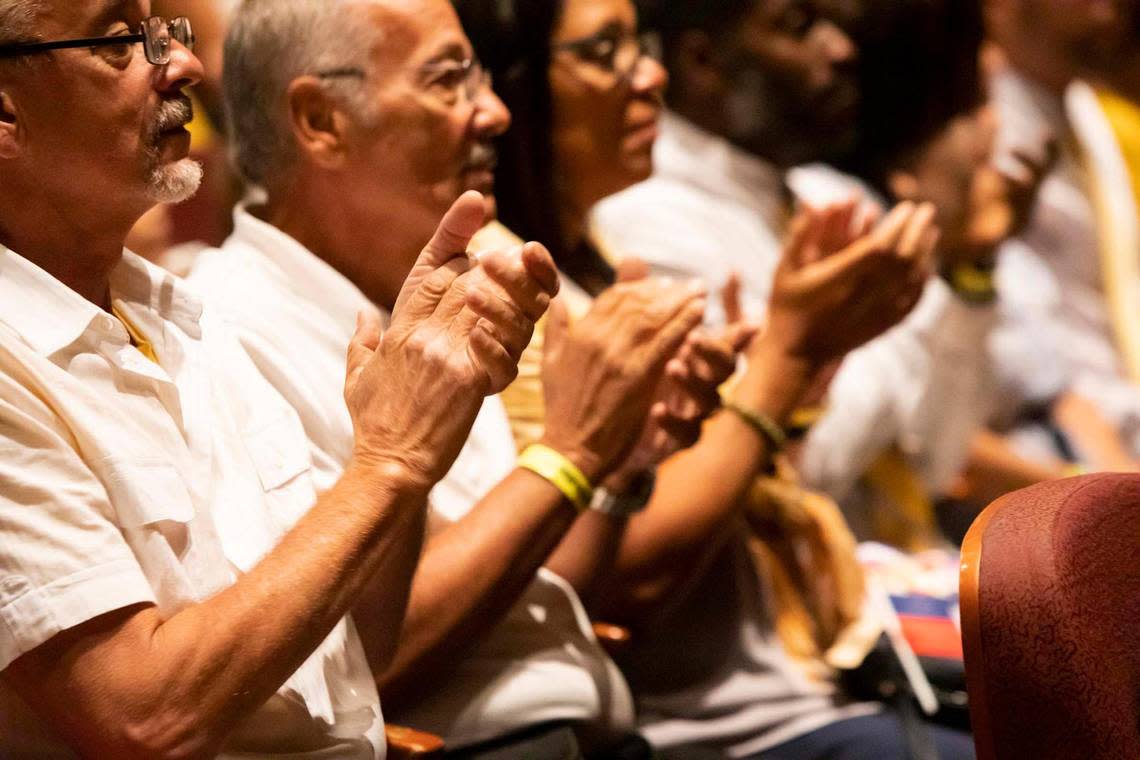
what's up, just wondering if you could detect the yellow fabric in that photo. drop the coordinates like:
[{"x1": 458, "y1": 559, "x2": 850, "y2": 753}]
[
  {"x1": 111, "y1": 305, "x2": 159, "y2": 364},
  {"x1": 1098, "y1": 89, "x2": 1140, "y2": 213},
  {"x1": 518, "y1": 444, "x2": 593, "y2": 511},
  {"x1": 1086, "y1": 92, "x2": 1140, "y2": 383},
  {"x1": 482, "y1": 219, "x2": 867, "y2": 662},
  {"x1": 744, "y1": 459, "x2": 867, "y2": 662},
  {"x1": 187, "y1": 92, "x2": 217, "y2": 152},
  {"x1": 862, "y1": 448, "x2": 942, "y2": 553}
]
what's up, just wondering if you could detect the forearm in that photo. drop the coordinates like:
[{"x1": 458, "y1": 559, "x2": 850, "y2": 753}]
[
  {"x1": 380, "y1": 469, "x2": 577, "y2": 705},
  {"x1": 1053, "y1": 392, "x2": 1140, "y2": 471},
  {"x1": 612, "y1": 341, "x2": 813, "y2": 614},
  {"x1": 544, "y1": 509, "x2": 627, "y2": 600},
  {"x1": 955, "y1": 428, "x2": 1064, "y2": 507},
  {"x1": 9, "y1": 461, "x2": 429, "y2": 758}
]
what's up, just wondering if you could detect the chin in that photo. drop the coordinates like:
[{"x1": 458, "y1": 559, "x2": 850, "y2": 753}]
[{"x1": 618, "y1": 156, "x2": 654, "y2": 191}]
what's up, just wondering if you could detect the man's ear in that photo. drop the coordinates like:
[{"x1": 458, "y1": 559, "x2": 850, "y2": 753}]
[
  {"x1": 287, "y1": 76, "x2": 353, "y2": 170},
  {"x1": 0, "y1": 90, "x2": 21, "y2": 159},
  {"x1": 887, "y1": 169, "x2": 921, "y2": 203}
]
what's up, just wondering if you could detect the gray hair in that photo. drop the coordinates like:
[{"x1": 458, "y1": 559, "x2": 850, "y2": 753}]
[
  {"x1": 0, "y1": 0, "x2": 43, "y2": 46},
  {"x1": 224, "y1": 0, "x2": 383, "y2": 186}
]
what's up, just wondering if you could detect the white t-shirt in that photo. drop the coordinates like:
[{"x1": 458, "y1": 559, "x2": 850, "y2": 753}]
[
  {"x1": 621, "y1": 535, "x2": 878, "y2": 758},
  {"x1": 0, "y1": 249, "x2": 384, "y2": 758},
  {"x1": 191, "y1": 206, "x2": 634, "y2": 749}
]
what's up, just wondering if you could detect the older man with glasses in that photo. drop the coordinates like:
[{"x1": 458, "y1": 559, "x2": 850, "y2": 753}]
[
  {"x1": 189, "y1": 0, "x2": 722, "y2": 757},
  {"x1": 0, "y1": 1, "x2": 557, "y2": 757}
]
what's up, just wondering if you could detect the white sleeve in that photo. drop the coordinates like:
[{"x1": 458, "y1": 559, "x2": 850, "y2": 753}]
[
  {"x1": 800, "y1": 280, "x2": 999, "y2": 500},
  {"x1": 0, "y1": 378, "x2": 155, "y2": 671}
]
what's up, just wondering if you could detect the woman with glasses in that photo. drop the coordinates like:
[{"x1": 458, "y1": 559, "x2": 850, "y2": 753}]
[{"x1": 453, "y1": 0, "x2": 962, "y2": 758}]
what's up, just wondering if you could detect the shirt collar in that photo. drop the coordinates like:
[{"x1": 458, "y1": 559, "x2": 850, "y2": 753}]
[
  {"x1": 0, "y1": 246, "x2": 202, "y2": 357},
  {"x1": 228, "y1": 204, "x2": 381, "y2": 332},
  {"x1": 655, "y1": 110, "x2": 789, "y2": 232}
]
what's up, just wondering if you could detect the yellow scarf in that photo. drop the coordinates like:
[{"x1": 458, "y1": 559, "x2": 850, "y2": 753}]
[{"x1": 1089, "y1": 89, "x2": 1140, "y2": 383}]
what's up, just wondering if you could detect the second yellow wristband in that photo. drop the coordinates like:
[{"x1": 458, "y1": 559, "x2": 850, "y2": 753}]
[{"x1": 518, "y1": 444, "x2": 594, "y2": 512}]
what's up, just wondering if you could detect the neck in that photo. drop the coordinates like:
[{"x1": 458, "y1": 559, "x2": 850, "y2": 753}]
[
  {"x1": 669, "y1": 92, "x2": 791, "y2": 169},
  {"x1": 261, "y1": 176, "x2": 409, "y2": 312},
  {"x1": 1001, "y1": 41, "x2": 1074, "y2": 98},
  {"x1": 555, "y1": 192, "x2": 615, "y2": 297},
  {"x1": 558, "y1": 202, "x2": 587, "y2": 257},
  {"x1": 669, "y1": 91, "x2": 731, "y2": 148},
  {"x1": 0, "y1": 186, "x2": 135, "y2": 311}
]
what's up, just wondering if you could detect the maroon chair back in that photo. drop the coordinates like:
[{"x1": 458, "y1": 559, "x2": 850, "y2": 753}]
[{"x1": 960, "y1": 473, "x2": 1140, "y2": 760}]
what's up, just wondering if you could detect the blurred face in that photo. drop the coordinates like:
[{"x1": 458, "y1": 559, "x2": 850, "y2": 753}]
[
  {"x1": 994, "y1": 0, "x2": 1123, "y2": 82},
  {"x1": 895, "y1": 105, "x2": 1008, "y2": 254},
  {"x1": 549, "y1": 0, "x2": 668, "y2": 214},
  {"x1": 0, "y1": 0, "x2": 204, "y2": 224},
  {"x1": 338, "y1": 0, "x2": 510, "y2": 267},
  {"x1": 1026, "y1": 0, "x2": 1121, "y2": 64},
  {"x1": 720, "y1": 0, "x2": 858, "y2": 166}
]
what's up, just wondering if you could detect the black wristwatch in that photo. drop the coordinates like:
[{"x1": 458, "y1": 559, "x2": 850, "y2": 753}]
[{"x1": 590, "y1": 470, "x2": 657, "y2": 518}]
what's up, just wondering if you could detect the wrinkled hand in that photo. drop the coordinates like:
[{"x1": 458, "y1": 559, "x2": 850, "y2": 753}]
[
  {"x1": 539, "y1": 278, "x2": 707, "y2": 483},
  {"x1": 763, "y1": 199, "x2": 939, "y2": 368},
  {"x1": 345, "y1": 191, "x2": 559, "y2": 488}
]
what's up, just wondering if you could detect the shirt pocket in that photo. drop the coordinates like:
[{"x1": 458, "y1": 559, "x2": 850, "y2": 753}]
[
  {"x1": 103, "y1": 458, "x2": 195, "y2": 528},
  {"x1": 244, "y1": 413, "x2": 312, "y2": 491},
  {"x1": 243, "y1": 413, "x2": 315, "y2": 529}
]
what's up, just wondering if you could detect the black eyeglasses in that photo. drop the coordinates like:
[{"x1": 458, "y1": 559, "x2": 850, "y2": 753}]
[
  {"x1": 554, "y1": 29, "x2": 654, "y2": 90},
  {"x1": 0, "y1": 16, "x2": 194, "y2": 66}
]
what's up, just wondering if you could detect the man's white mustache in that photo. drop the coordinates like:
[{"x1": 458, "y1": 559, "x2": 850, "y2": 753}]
[{"x1": 150, "y1": 96, "x2": 195, "y2": 140}]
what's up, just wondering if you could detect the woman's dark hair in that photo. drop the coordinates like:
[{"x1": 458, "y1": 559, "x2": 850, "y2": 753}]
[
  {"x1": 453, "y1": 2, "x2": 567, "y2": 256},
  {"x1": 837, "y1": 0, "x2": 985, "y2": 194}
]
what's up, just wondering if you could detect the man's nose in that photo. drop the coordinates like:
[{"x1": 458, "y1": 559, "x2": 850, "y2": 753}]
[
  {"x1": 473, "y1": 86, "x2": 511, "y2": 138},
  {"x1": 155, "y1": 39, "x2": 204, "y2": 94}
]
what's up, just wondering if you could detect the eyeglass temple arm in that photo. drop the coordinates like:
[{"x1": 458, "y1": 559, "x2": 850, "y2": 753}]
[{"x1": 0, "y1": 34, "x2": 146, "y2": 59}]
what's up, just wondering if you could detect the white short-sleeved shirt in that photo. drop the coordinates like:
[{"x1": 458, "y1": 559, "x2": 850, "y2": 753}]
[
  {"x1": 191, "y1": 207, "x2": 634, "y2": 750},
  {"x1": 0, "y1": 249, "x2": 383, "y2": 758}
]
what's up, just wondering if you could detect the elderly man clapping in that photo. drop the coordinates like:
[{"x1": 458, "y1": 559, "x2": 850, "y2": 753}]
[{"x1": 0, "y1": 1, "x2": 555, "y2": 757}]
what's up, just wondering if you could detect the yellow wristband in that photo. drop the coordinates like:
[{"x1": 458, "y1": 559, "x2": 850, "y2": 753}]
[
  {"x1": 518, "y1": 444, "x2": 594, "y2": 511},
  {"x1": 944, "y1": 263, "x2": 997, "y2": 304}
]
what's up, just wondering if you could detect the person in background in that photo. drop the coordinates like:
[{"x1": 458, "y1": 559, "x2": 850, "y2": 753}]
[
  {"x1": 456, "y1": 0, "x2": 975, "y2": 758},
  {"x1": 586, "y1": 0, "x2": 985, "y2": 554},
  {"x1": 0, "y1": 1, "x2": 557, "y2": 756},
  {"x1": 985, "y1": 0, "x2": 1140, "y2": 471},
  {"x1": 792, "y1": 0, "x2": 1057, "y2": 541},
  {"x1": 192, "y1": 0, "x2": 721, "y2": 757}
]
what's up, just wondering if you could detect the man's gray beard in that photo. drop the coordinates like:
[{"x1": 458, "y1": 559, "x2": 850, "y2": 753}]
[
  {"x1": 145, "y1": 156, "x2": 203, "y2": 204},
  {"x1": 143, "y1": 94, "x2": 203, "y2": 203}
]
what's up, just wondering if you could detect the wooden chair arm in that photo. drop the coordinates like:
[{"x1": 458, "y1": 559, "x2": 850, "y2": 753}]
[
  {"x1": 592, "y1": 621, "x2": 632, "y2": 657},
  {"x1": 385, "y1": 724, "x2": 445, "y2": 759}
]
